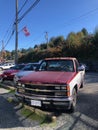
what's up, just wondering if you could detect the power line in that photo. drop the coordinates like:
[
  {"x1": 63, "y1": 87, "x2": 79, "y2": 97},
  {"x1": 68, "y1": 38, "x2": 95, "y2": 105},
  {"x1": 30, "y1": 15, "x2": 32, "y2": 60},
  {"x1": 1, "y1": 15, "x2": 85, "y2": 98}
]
[
  {"x1": 3, "y1": 0, "x2": 29, "y2": 43},
  {"x1": 3, "y1": 27, "x2": 15, "y2": 49},
  {"x1": 2, "y1": 18, "x2": 14, "y2": 42},
  {"x1": 1, "y1": 0, "x2": 30, "y2": 50},
  {"x1": 1, "y1": 0, "x2": 40, "y2": 51},
  {"x1": 0, "y1": 24, "x2": 15, "y2": 52},
  {"x1": 18, "y1": 0, "x2": 40, "y2": 23},
  {"x1": 18, "y1": 0, "x2": 29, "y2": 14},
  {"x1": 64, "y1": 7, "x2": 98, "y2": 26}
]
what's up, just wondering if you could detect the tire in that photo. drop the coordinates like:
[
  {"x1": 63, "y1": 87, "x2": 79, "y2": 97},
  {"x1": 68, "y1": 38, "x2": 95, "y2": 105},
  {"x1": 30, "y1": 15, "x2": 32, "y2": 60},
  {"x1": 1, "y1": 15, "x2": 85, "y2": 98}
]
[
  {"x1": 69, "y1": 88, "x2": 77, "y2": 113},
  {"x1": 80, "y1": 79, "x2": 85, "y2": 88},
  {"x1": 80, "y1": 81, "x2": 84, "y2": 88}
]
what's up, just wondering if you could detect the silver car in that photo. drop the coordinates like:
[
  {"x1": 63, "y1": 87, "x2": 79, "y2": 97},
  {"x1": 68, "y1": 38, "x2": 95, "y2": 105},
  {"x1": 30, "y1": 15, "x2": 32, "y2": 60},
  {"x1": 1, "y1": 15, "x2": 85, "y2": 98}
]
[{"x1": 14, "y1": 63, "x2": 40, "y2": 85}]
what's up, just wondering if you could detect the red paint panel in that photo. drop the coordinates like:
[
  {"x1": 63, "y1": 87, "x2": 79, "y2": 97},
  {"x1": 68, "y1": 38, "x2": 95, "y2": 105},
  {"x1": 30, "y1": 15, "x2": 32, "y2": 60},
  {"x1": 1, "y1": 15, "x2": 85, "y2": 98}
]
[{"x1": 21, "y1": 71, "x2": 76, "y2": 84}]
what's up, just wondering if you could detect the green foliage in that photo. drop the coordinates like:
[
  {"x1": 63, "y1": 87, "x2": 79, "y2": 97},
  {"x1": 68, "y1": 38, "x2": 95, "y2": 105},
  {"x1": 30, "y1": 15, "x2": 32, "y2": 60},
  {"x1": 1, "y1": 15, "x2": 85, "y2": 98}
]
[
  {"x1": 21, "y1": 107, "x2": 52, "y2": 124},
  {"x1": 49, "y1": 36, "x2": 65, "y2": 48},
  {"x1": 34, "y1": 44, "x2": 38, "y2": 49},
  {"x1": 94, "y1": 29, "x2": 98, "y2": 45},
  {"x1": 3, "y1": 27, "x2": 98, "y2": 63},
  {"x1": 81, "y1": 28, "x2": 88, "y2": 36},
  {"x1": 17, "y1": 29, "x2": 98, "y2": 62},
  {"x1": 40, "y1": 43, "x2": 47, "y2": 50}
]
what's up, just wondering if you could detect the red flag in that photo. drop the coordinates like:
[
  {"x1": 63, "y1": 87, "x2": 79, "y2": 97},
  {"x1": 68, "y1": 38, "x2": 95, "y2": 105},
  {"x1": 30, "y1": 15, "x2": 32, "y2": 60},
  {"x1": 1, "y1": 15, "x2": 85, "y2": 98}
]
[{"x1": 22, "y1": 26, "x2": 30, "y2": 36}]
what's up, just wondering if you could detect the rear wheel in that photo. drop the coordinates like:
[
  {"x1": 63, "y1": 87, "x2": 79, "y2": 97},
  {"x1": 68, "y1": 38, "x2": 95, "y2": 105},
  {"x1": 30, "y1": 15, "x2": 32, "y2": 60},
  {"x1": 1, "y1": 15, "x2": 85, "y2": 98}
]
[{"x1": 69, "y1": 88, "x2": 77, "y2": 113}]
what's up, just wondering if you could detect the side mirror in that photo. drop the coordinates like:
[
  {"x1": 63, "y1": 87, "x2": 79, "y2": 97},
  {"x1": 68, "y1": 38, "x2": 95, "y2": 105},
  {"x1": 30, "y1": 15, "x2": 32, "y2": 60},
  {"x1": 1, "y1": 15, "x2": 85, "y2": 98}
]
[{"x1": 78, "y1": 66, "x2": 85, "y2": 71}]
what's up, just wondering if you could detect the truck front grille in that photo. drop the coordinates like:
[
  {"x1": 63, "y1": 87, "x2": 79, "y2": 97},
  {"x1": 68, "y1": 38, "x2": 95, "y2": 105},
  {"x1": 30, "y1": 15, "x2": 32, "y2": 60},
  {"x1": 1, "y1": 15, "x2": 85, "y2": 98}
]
[{"x1": 17, "y1": 83, "x2": 67, "y2": 98}]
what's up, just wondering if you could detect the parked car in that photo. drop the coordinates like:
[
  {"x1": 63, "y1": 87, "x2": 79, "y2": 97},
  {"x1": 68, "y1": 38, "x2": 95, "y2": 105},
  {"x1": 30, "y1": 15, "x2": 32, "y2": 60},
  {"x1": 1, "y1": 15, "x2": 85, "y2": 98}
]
[
  {"x1": 0, "y1": 62, "x2": 15, "y2": 70},
  {"x1": 14, "y1": 63, "x2": 40, "y2": 85},
  {"x1": 0, "y1": 64, "x2": 26, "y2": 82}
]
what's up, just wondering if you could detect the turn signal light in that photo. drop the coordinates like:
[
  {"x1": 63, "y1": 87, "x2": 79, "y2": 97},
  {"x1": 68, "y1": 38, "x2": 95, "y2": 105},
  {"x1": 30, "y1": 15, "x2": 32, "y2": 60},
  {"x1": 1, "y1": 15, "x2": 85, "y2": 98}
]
[{"x1": 66, "y1": 85, "x2": 70, "y2": 97}]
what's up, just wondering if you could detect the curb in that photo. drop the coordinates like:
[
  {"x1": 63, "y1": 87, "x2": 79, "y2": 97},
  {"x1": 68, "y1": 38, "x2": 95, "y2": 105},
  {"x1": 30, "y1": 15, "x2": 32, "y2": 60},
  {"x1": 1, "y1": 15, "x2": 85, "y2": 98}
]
[{"x1": 0, "y1": 82, "x2": 15, "y2": 90}]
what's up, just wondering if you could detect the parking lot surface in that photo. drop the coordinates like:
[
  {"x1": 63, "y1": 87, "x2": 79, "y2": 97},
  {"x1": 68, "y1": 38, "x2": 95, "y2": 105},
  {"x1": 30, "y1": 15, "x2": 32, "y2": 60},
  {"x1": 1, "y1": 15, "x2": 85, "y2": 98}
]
[{"x1": 0, "y1": 72, "x2": 98, "y2": 130}]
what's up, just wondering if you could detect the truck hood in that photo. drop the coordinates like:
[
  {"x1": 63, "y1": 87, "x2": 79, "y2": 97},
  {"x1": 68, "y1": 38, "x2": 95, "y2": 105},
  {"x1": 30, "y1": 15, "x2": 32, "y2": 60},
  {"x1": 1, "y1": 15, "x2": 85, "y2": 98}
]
[
  {"x1": 16, "y1": 71, "x2": 34, "y2": 77},
  {"x1": 3, "y1": 69, "x2": 19, "y2": 74},
  {"x1": 20, "y1": 71, "x2": 76, "y2": 84}
]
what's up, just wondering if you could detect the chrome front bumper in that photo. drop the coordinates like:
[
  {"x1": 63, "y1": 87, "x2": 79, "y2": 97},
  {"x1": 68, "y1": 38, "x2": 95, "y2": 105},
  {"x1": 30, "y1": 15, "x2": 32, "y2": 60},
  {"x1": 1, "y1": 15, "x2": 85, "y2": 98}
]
[{"x1": 15, "y1": 92, "x2": 73, "y2": 109}]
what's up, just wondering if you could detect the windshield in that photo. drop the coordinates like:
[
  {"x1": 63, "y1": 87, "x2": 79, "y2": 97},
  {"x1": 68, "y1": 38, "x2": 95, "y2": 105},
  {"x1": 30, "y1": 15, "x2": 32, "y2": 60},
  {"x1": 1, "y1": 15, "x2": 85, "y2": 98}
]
[
  {"x1": 39, "y1": 60, "x2": 74, "y2": 72},
  {"x1": 11, "y1": 64, "x2": 25, "y2": 70},
  {"x1": 22, "y1": 64, "x2": 34, "y2": 71}
]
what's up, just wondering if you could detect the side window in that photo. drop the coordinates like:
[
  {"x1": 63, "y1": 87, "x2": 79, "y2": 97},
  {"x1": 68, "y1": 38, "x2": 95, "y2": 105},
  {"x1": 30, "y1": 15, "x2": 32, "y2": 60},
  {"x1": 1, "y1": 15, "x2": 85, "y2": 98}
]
[{"x1": 39, "y1": 61, "x2": 47, "y2": 70}]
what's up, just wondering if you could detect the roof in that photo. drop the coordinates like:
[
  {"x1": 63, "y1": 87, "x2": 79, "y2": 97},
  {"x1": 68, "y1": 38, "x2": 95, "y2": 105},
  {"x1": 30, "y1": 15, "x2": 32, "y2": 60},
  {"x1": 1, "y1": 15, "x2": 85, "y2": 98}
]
[{"x1": 45, "y1": 57, "x2": 77, "y2": 60}]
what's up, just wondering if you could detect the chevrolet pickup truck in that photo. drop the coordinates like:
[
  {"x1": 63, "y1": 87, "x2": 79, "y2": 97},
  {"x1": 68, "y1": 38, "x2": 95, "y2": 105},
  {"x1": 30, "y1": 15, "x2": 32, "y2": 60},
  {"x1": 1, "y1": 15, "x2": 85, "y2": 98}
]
[{"x1": 15, "y1": 57, "x2": 85, "y2": 112}]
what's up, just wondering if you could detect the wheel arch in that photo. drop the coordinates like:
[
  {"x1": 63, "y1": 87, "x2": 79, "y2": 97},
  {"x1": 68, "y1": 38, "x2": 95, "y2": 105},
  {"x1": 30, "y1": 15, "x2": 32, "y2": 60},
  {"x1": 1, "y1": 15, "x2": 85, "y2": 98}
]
[{"x1": 74, "y1": 84, "x2": 78, "y2": 93}]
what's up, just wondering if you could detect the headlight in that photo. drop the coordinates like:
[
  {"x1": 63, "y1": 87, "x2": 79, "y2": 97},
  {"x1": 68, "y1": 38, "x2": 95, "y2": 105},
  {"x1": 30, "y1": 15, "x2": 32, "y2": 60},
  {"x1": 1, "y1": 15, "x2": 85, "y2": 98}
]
[
  {"x1": 21, "y1": 84, "x2": 25, "y2": 87},
  {"x1": 17, "y1": 82, "x2": 22, "y2": 86},
  {"x1": 17, "y1": 83, "x2": 25, "y2": 93},
  {"x1": 17, "y1": 82, "x2": 25, "y2": 87},
  {"x1": 55, "y1": 85, "x2": 66, "y2": 90},
  {"x1": 55, "y1": 86, "x2": 60, "y2": 90},
  {"x1": 61, "y1": 86, "x2": 65, "y2": 90}
]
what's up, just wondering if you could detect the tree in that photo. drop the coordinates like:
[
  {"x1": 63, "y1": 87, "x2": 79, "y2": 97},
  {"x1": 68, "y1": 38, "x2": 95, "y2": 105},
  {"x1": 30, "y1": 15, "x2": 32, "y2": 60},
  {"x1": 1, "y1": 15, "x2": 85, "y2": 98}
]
[
  {"x1": 49, "y1": 36, "x2": 65, "y2": 48},
  {"x1": 40, "y1": 43, "x2": 47, "y2": 50},
  {"x1": 66, "y1": 32, "x2": 78, "y2": 48},
  {"x1": 81, "y1": 28, "x2": 88, "y2": 36},
  {"x1": 34, "y1": 44, "x2": 38, "y2": 49},
  {"x1": 20, "y1": 48, "x2": 27, "y2": 53}
]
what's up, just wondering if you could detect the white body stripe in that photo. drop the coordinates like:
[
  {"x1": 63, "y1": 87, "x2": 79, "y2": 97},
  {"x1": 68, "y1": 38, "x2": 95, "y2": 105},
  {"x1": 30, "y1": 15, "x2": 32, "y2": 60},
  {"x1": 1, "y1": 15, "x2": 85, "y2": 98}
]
[{"x1": 69, "y1": 71, "x2": 85, "y2": 96}]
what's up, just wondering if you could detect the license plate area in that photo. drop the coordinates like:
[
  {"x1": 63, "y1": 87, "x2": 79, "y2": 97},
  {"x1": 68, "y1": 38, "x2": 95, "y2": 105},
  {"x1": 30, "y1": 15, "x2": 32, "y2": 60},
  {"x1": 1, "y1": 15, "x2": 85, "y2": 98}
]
[{"x1": 31, "y1": 100, "x2": 41, "y2": 107}]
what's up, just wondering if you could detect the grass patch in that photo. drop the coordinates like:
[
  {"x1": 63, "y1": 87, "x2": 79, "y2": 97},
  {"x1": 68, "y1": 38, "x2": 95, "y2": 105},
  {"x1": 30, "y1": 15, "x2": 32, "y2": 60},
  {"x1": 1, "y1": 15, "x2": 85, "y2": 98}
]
[
  {"x1": 8, "y1": 89, "x2": 15, "y2": 94},
  {"x1": 0, "y1": 84, "x2": 15, "y2": 92},
  {"x1": 0, "y1": 85, "x2": 15, "y2": 95},
  {"x1": 21, "y1": 106, "x2": 53, "y2": 124},
  {"x1": 7, "y1": 97, "x2": 13, "y2": 103}
]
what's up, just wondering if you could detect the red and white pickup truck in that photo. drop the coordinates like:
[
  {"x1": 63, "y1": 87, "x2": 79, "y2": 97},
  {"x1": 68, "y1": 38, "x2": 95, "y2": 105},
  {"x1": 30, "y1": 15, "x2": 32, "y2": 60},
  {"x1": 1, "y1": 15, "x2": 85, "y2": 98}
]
[{"x1": 15, "y1": 57, "x2": 85, "y2": 112}]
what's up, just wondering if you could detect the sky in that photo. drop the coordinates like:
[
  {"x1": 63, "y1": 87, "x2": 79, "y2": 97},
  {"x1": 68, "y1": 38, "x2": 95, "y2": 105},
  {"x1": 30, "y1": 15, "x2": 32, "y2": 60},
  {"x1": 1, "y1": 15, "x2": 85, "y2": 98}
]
[{"x1": 0, "y1": 0, "x2": 98, "y2": 51}]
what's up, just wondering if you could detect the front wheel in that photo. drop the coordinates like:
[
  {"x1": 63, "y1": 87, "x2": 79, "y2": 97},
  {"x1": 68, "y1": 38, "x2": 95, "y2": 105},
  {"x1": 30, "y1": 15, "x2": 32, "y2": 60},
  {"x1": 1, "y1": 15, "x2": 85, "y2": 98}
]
[
  {"x1": 80, "y1": 79, "x2": 85, "y2": 88},
  {"x1": 69, "y1": 88, "x2": 77, "y2": 113}
]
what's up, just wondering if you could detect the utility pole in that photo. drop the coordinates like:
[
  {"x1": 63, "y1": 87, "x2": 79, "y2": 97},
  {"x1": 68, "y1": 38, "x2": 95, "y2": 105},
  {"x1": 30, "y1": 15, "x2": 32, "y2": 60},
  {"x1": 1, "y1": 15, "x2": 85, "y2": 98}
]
[
  {"x1": 15, "y1": 0, "x2": 18, "y2": 64},
  {"x1": 45, "y1": 32, "x2": 48, "y2": 49},
  {"x1": 1, "y1": 40, "x2": 4, "y2": 62}
]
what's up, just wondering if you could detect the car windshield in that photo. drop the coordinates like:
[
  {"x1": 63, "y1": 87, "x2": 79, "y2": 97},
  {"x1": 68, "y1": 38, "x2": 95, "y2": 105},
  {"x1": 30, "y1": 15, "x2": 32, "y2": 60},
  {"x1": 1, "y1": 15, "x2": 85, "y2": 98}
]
[
  {"x1": 22, "y1": 64, "x2": 34, "y2": 71},
  {"x1": 39, "y1": 60, "x2": 74, "y2": 72},
  {"x1": 22, "y1": 63, "x2": 39, "y2": 71},
  {"x1": 10, "y1": 64, "x2": 25, "y2": 70}
]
